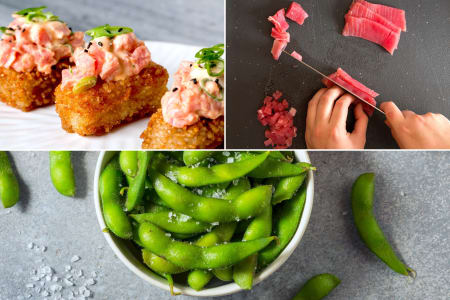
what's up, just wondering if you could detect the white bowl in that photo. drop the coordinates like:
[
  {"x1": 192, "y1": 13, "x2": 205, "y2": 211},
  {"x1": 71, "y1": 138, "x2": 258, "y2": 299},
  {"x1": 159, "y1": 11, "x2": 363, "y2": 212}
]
[{"x1": 94, "y1": 151, "x2": 314, "y2": 297}]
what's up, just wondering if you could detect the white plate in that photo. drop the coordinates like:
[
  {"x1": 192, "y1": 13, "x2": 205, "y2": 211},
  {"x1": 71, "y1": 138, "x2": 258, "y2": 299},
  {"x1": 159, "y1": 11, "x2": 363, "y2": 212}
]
[
  {"x1": 94, "y1": 151, "x2": 314, "y2": 297},
  {"x1": 0, "y1": 41, "x2": 203, "y2": 150}
]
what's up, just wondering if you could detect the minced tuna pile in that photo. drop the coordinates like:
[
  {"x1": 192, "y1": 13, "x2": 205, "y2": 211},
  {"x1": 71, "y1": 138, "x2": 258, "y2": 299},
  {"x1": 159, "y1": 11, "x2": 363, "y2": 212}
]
[{"x1": 257, "y1": 91, "x2": 297, "y2": 149}]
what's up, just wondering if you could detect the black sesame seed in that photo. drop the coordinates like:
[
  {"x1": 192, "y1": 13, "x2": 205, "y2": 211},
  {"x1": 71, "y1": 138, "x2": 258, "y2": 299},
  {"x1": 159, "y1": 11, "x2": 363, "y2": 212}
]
[
  {"x1": 215, "y1": 79, "x2": 219, "y2": 84},
  {"x1": 98, "y1": 41, "x2": 103, "y2": 47},
  {"x1": 51, "y1": 65, "x2": 57, "y2": 70},
  {"x1": 190, "y1": 64, "x2": 192, "y2": 67},
  {"x1": 22, "y1": 28, "x2": 26, "y2": 32},
  {"x1": 192, "y1": 78, "x2": 198, "y2": 84},
  {"x1": 84, "y1": 49, "x2": 88, "y2": 53},
  {"x1": 8, "y1": 27, "x2": 13, "y2": 31},
  {"x1": 87, "y1": 42, "x2": 92, "y2": 49},
  {"x1": 69, "y1": 27, "x2": 72, "y2": 31},
  {"x1": 172, "y1": 87, "x2": 178, "y2": 92},
  {"x1": 118, "y1": 28, "x2": 123, "y2": 32}
]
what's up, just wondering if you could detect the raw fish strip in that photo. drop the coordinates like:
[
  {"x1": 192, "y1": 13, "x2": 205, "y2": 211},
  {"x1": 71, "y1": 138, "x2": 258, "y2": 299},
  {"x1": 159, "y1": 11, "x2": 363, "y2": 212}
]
[
  {"x1": 322, "y1": 68, "x2": 378, "y2": 116},
  {"x1": 354, "y1": 0, "x2": 406, "y2": 31},
  {"x1": 286, "y1": 2, "x2": 309, "y2": 25},
  {"x1": 290, "y1": 51, "x2": 302, "y2": 62},
  {"x1": 271, "y1": 28, "x2": 290, "y2": 42},
  {"x1": 268, "y1": 9, "x2": 289, "y2": 32},
  {"x1": 271, "y1": 39, "x2": 288, "y2": 60},
  {"x1": 343, "y1": 15, "x2": 400, "y2": 55},
  {"x1": 348, "y1": 2, "x2": 401, "y2": 33}
]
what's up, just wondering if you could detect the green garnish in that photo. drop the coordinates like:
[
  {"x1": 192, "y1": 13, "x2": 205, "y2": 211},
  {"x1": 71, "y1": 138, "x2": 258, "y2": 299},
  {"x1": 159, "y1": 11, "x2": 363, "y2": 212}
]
[
  {"x1": 15, "y1": 6, "x2": 60, "y2": 23},
  {"x1": 195, "y1": 44, "x2": 224, "y2": 77},
  {"x1": 0, "y1": 26, "x2": 14, "y2": 36},
  {"x1": 73, "y1": 76, "x2": 97, "y2": 94},
  {"x1": 200, "y1": 78, "x2": 223, "y2": 102},
  {"x1": 85, "y1": 24, "x2": 133, "y2": 40}
]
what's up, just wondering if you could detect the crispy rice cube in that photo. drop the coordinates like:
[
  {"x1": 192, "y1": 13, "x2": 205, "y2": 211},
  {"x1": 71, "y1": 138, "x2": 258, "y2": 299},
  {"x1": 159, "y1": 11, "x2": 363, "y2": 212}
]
[
  {"x1": 54, "y1": 61, "x2": 168, "y2": 136},
  {"x1": 0, "y1": 59, "x2": 70, "y2": 112},
  {"x1": 141, "y1": 109, "x2": 224, "y2": 149}
]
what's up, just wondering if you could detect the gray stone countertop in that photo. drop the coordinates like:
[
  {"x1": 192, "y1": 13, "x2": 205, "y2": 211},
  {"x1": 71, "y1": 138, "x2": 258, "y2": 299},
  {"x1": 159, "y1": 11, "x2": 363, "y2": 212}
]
[
  {"x1": 0, "y1": 151, "x2": 449, "y2": 299},
  {"x1": 0, "y1": 0, "x2": 224, "y2": 46}
]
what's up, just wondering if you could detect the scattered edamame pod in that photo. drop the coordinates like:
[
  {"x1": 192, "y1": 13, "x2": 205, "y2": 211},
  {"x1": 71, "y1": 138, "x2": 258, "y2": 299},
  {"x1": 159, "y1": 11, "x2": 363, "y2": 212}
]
[
  {"x1": 119, "y1": 151, "x2": 138, "y2": 177},
  {"x1": 125, "y1": 151, "x2": 153, "y2": 211},
  {"x1": 183, "y1": 151, "x2": 214, "y2": 166},
  {"x1": 138, "y1": 222, "x2": 275, "y2": 269},
  {"x1": 150, "y1": 171, "x2": 272, "y2": 223},
  {"x1": 100, "y1": 157, "x2": 132, "y2": 239},
  {"x1": 49, "y1": 151, "x2": 75, "y2": 197},
  {"x1": 292, "y1": 273, "x2": 341, "y2": 300},
  {"x1": 352, "y1": 173, "x2": 415, "y2": 277},
  {"x1": 233, "y1": 205, "x2": 272, "y2": 289},
  {"x1": 0, "y1": 151, "x2": 19, "y2": 208},
  {"x1": 259, "y1": 184, "x2": 307, "y2": 268}
]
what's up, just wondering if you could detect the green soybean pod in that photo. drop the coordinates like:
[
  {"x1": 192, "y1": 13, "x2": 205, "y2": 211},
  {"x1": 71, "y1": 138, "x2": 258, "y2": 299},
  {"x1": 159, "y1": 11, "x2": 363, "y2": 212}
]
[
  {"x1": 174, "y1": 152, "x2": 270, "y2": 187},
  {"x1": 138, "y1": 222, "x2": 275, "y2": 269},
  {"x1": 352, "y1": 173, "x2": 414, "y2": 277},
  {"x1": 49, "y1": 151, "x2": 75, "y2": 197},
  {"x1": 292, "y1": 273, "x2": 341, "y2": 300},
  {"x1": 233, "y1": 205, "x2": 272, "y2": 289},
  {"x1": 100, "y1": 157, "x2": 132, "y2": 239},
  {"x1": 249, "y1": 159, "x2": 314, "y2": 179},
  {"x1": 119, "y1": 151, "x2": 138, "y2": 177},
  {"x1": 0, "y1": 151, "x2": 19, "y2": 208},
  {"x1": 125, "y1": 151, "x2": 153, "y2": 211},
  {"x1": 259, "y1": 184, "x2": 307, "y2": 268},
  {"x1": 183, "y1": 151, "x2": 215, "y2": 166},
  {"x1": 272, "y1": 171, "x2": 307, "y2": 205},
  {"x1": 213, "y1": 267, "x2": 233, "y2": 281}
]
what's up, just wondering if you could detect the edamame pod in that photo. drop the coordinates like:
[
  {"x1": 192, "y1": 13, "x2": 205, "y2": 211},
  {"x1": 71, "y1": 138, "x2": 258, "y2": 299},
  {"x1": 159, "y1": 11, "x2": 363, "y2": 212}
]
[
  {"x1": 131, "y1": 208, "x2": 212, "y2": 235},
  {"x1": 272, "y1": 171, "x2": 307, "y2": 205},
  {"x1": 171, "y1": 152, "x2": 269, "y2": 187},
  {"x1": 138, "y1": 222, "x2": 275, "y2": 269},
  {"x1": 292, "y1": 273, "x2": 340, "y2": 300},
  {"x1": 183, "y1": 151, "x2": 214, "y2": 166},
  {"x1": 213, "y1": 267, "x2": 233, "y2": 281},
  {"x1": 233, "y1": 205, "x2": 272, "y2": 289},
  {"x1": 119, "y1": 151, "x2": 138, "y2": 177},
  {"x1": 259, "y1": 184, "x2": 307, "y2": 267},
  {"x1": 100, "y1": 157, "x2": 132, "y2": 239},
  {"x1": 0, "y1": 151, "x2": 19, "y2": 208},
  {"x1": 49, "y1": 151, "x2": 75, "y2": 197},
  {"x1": 125, "y1": 151, "x2": 153, "y2": 211},
  {"x1": 249, "y1": 159, "x2": 314, "y2": 178},
  {"x1": 352, "y1": 173, "x2": 414, "y2": 277},
  {"x1": 150, "y1": 171, "x2": 272, "y2": 223}
]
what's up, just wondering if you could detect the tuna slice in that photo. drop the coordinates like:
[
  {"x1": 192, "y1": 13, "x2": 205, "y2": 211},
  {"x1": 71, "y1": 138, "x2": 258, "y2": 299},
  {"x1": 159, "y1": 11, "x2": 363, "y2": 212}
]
[
  {"x1": 343, "y1": 15, "x2": 400, "y2": 55},
  {"x1": 271, "y1": 28, "x2": 290, "y2": 42},
  {"x1": 271, "y1": 39, "x2": 288, "y2": 60},
  {"x1": 348, "y1": 2, "x2": 401, "y2": 33},
  {"x1": 286, "y1": 2, "x2": 309, "y2": 25},
  {"x1": 268, "y1": 9, "x2": 289, "y2": 32},
  {"x1": 290, "y1": 51, "x2": 302, "y2": 62},
  {"x1": 322, "y1": 68, "x2": 378, "y2": 116},
  {"x1": 354, "y1": 0, "x2": 406, "y2": 32}
]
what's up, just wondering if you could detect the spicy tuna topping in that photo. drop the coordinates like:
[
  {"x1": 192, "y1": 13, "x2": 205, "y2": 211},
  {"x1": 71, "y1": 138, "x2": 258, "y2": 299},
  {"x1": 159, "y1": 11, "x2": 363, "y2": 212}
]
[
  {"x1": 0, "y1": 6, "x2": 84, "y2": 74},
  {"x1": 60, "y1": 24, "x2": 151, "y2": 92},
  {"x1": 162, "y1": 44, "x2": 224, "y2": 128}
]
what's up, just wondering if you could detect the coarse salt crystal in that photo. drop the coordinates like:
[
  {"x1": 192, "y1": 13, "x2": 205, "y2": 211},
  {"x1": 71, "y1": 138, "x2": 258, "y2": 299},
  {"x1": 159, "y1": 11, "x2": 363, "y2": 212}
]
[
  {"x1": 71, "y1": 255, "x2": 80, "y2": 263},
  {"x1": 27, "y1": 242, "x2": 34, "y2": 249},
  {"x1": 25, "y1": 283, "x2": 34, "y2": 288},
  {"x1": 65, "y1": 265, "x2": 72, "y2": 272},
  {"x1": 85, "y1": 278, "x2": 95, "y2": 286}
]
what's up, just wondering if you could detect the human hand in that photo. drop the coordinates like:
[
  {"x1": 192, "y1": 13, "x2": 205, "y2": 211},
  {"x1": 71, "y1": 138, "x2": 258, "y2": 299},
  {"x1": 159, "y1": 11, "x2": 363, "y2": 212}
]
[
  {"x1": 305, "y1": 86, "x2": 369, "y2": 149},
  {"x1": 380, "y1": 102, "x2": 450, "y2": 149}
]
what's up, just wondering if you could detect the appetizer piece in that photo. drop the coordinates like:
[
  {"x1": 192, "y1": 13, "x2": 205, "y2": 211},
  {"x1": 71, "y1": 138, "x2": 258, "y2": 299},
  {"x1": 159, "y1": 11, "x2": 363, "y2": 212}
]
[
  {"x1": 55, "y1": 25, "x2": 168, "y2": 136},
  {"x1": 0, "y1": 6, "x2": 84, "y2": 111},
  {"x1": 141, "y1": 44, "x2": 224, "y2": 149}
]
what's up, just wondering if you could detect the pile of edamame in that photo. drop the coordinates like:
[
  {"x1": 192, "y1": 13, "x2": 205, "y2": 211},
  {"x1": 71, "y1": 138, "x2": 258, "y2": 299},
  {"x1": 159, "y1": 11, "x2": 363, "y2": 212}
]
[{"x1": 100, "y1": 150, "x2": 314, "y2": 294}]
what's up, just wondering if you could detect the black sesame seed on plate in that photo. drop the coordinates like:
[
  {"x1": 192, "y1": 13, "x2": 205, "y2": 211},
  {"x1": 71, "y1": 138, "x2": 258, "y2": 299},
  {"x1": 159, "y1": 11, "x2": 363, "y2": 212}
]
[
  {"x1": 84, "y1": 49, "x2": 88, "y2": 53},
  {"x1": 87, "y1": 42, "x2": 92, "y2": 49},
  {"x1": 172, "y1": 87, "x2": 178, "y2": 92},
  {"x1": 98, "y1": 41, "x2": 103, "y2": 47},
  {"x1": 69, "y1": 27, "x2": 72, "y2": 31}
]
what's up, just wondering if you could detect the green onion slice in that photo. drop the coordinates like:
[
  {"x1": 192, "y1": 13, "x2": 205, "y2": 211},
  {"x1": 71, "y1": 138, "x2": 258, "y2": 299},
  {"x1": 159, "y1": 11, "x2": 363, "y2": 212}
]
[
  {"x1": 0, "y1": 26, "x2": 14, "y2": 36},
  {"x1": 195, "y1": 44, "x2": 224, "y2": 77},
  {"x1": 15, "y1": 6, "x2": 60, "y2": 23},
  {"x1": 86, "y1": 24, "x2": 133, "y2": 40},
  {"x1": 200, "y1": 78, "x2": 223, "y2": 102}
]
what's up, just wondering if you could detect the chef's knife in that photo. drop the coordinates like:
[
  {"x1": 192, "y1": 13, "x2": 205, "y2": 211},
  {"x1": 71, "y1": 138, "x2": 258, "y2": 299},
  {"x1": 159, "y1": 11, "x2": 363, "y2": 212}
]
[{"x1": 282, "y1": 51, "x2": 385, "y2": 115}]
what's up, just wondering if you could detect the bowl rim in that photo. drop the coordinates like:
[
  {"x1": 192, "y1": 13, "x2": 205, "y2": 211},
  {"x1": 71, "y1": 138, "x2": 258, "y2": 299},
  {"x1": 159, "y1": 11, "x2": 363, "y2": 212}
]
[{"x1": 94, "y1": 151, "x2": 314, "y2": 297}]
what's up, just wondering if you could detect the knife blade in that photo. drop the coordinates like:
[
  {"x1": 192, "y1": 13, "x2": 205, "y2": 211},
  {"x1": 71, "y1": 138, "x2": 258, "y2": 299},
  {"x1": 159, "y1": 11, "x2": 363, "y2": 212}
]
[{"x1": 282, "y1": 51, "x2": 385, "y2": 115}]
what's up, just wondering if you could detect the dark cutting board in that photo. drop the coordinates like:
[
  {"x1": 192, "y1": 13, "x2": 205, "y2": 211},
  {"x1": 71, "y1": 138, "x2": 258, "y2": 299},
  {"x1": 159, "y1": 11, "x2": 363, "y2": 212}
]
[{"x1": 226, "y1": 0, "x2": 450, "y2": 149}]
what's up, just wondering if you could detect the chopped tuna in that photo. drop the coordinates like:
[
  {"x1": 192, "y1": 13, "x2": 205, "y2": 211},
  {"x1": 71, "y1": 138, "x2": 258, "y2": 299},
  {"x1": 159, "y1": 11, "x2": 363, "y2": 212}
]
[
  {"x1": 286, "y1": 2, "x2": 309, "y2": 25},
  {"x1": 271, "y1": 39, "x2": 288, "y2": 60},
  {"x1": 290, "y1": 51, "x2": 303, "y2": 62},
  {"x1": 257, "y1": 90, "x2": 297, "y2": 149},
  {"x1": 268, "y1": 9, "x2": 289, "y2": 32},
  {"x1": 271, "y1": 28, "x2": 290, "y2": 42},
  {"x1": 348, "y1": 2, "x2": 401, "y2": 33},
  {"x1": 323, "y1": 68, "x2": 378, "y2": 116},
  {"x1": 354, "y1": 0, "x2": 406, "y2": 32},
  {"x1": 343, "y1": 15, "x2": 400, "y2": 55}
]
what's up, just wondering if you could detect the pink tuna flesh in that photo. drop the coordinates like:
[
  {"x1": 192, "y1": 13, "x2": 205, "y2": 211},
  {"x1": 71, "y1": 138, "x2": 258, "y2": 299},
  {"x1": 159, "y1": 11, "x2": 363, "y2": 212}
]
[
  {"x1": 348, "y1": 2, "x2": 401, "y2": 33},
  {"x1": 354, "y1": 0, "x2": 406, "y2": 32},
  {"x1": 286, "y1": 2, "x2": 309, "y2": 25}
]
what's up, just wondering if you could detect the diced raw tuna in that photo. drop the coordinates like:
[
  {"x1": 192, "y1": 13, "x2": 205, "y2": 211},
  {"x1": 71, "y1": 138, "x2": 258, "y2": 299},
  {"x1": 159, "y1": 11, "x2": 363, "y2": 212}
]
[
  {"x1": 322, "y1": 68, "x2": 378, "y2": 116},
  {"x1": 343, "y1": 15, "x2": 400, "y2": 55},
  {"x1": 268, "y1": 9, "x2": 289, "y2": 32},
  {"x1": 286, "y1": 2, "x2": 309, "y2": 25},
  {"x1": 271, "y1": 39, "x2": 288, "y2": 60},
  {"x1": 257, "y1": 90, "x2": 297, "y2": 149},
  {"x1": 271, "y1": 28, "x2": 290, "y2": 42},
  {"x1": 348, "y1": 2, "x2": 401, "y2": 33},
  {"x1": 290, "y1": 51, "x2": 302, "y2": 62},
  {"x1": 354, "y1": 0, "x2": 406, "y2": 32}
]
